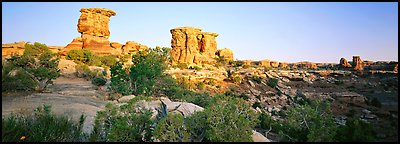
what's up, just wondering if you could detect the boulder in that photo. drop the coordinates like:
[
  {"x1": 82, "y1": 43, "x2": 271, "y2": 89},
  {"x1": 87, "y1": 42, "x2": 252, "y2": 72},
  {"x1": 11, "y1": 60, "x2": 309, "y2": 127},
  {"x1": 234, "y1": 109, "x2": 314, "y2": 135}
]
[
  {"x1": 135, "y1": 101, "x2": 204, "y2": 119},
  {"x1": 118, "y1": 95, "x2": 136, "y2": 103},
  {"x1": 122, "y1": 41, "x2": 148, "y2": 54},
  {"x1": 58, "y1": 59, "x2": 77, "y2": 77},
  {"x1": 252, "y1": 130, "x2": 270, "y2": 142},
  {"x1": 216, "y1": 48, "x2": 234, "y2": 61}
]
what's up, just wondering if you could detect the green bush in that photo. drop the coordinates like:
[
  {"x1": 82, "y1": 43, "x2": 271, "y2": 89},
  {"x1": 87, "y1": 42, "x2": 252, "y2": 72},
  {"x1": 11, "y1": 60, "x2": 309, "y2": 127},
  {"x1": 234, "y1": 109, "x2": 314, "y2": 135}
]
[
  {"x1": 334, "y1": 117, "x2": 375, "y2": 142},
  {"x1": 189, "y1": 65, "x2": 202, "y2": 71},
  {"x1": 75, "y1": 63, "x2": 98, "y2": 80},
  {"x1": 370, "y1": 97, "x2": 382, "y2": 108},
  {"x1": 2, "y1": 105, "x2": 85, "y2": 142},
  {"x1": 203, "y1": 94, "x2": 258, "y2": 142},
  {"x1": 109, "y1": 62, "x2": 132, "y2": 96},
  {"x1": 174, "y1": 63, "x2": 188, "y2": 69},
  {"x1": 99, "y1": 55, "x2": 118, "y2": 67},
  {"x1": 130, "y1": 50, "x2": 166, "y2": 96},
  {"x1": 251, "y1": 75, "x2": 262, "y2": 84},
  {"x1": 89, "y1": 102, "x2": 153, "y2": 142},
  {"x1": 154, "y1": 113, "x2": 191, "y2": 142},
  {"x1": 66, "y1": 49, "x2": 93, "y2": 64},
  {"x1": 2, "y1": 62, "x2": 36, "y2": 91},
  {"x1": 277, "y1": 101, "x2": 337, "y2": 142},
  {"x1": 267, "y1": 78, "x2": 278, "y2": 88},
  {"x1": 5, "y1": 42, "x2": 60, "y2": 92},
  {"x1": 91, "y1": 77, "x2": 107, "y2": 86},
  {"x1": 197, "y1": 82, "x2": 205, "y2": 90}
]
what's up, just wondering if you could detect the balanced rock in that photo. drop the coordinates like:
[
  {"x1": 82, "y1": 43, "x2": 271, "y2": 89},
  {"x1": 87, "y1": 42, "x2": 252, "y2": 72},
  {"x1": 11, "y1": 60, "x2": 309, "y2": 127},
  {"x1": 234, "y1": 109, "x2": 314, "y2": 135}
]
[
  {"x1": 61, "y1": 8, "x2": 116, "y2": 56},
  {"x1": 352, "y1": 56, "x2": 363, "y2": 71},
  {"x1": 339, "y1": 58, "x2": 352, "y2": 68}
]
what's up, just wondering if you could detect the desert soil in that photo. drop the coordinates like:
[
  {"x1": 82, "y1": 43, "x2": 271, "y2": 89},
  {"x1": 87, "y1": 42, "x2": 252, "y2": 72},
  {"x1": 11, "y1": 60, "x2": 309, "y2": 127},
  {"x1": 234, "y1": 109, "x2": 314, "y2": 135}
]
[{"x1": 2, "y1": 77, "x2": 108, "y2": 134}]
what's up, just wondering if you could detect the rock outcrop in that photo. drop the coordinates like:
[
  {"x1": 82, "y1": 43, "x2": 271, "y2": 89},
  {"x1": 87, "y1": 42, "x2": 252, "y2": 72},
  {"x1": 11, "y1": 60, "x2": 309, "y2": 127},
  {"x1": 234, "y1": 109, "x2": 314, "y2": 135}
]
[
  {"x1": 58, "y1": 59, "x2": 78, "y2": 78},
  {"x1": 259, "y1": 60, "x2": 271, "y2": 67},
  {"x1": 60, "y1": 8, "x2": 147, "y2": 56},
  {"x1": 122, "y1": 41, "x2": 148, "y2": 54},
  {"x1": 352, "y1": 56, "x2": 363, "y2": 71},
  {"x1": 394, "y1": 64, "x2": 398, "y2": 73},
  {"x1": 339, "y1": 58, "x2": 352, "y2": 68},
  {"x1": 2, "y1": 41, "x2": 26, "y2": 58},
  {"x1": 171, "y1": 27, "x2": 225, "y2": 65},
  {"x1": 216, "y1": 48, "x2": 234, "y2": 61}
]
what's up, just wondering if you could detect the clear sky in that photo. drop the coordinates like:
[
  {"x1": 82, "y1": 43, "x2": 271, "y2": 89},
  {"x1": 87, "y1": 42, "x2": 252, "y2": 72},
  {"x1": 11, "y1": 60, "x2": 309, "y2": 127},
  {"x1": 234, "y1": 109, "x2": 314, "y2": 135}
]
[{"x1": 2, "y1": 2, "x2": 398, "y2": 63}]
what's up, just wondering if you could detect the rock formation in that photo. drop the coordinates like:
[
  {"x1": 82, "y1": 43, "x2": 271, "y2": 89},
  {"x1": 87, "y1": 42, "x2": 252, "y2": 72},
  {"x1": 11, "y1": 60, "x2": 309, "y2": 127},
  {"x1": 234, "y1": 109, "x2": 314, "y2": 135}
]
[
  {"x1": 216, "y1": 48, "x2": 234, "y2": 61},
  {"x1": 2, "y1": 41, "x2": 26, "y2": 58},
  {"x1": 259, "y1": 60, "x2": 271, "y2": 67},
  {"x1": 122, "y1": 41, "x2": 148, "y2": 54},
  {"x1": 171, "y1": 27, "x2": 226, "y2": 65},
  {"x1": 292, "y1": 61, "x2": 317, "y2": 69},
  {"x1": 339, "y1": 58, "x2": 352, "y2": 68},
  {"x1": 60, "y1": 8, "x2": 147, "y2": 56},
  {"x1": 352, "y1": 56, "x2": 363, "y2": 71},
  {"x1": 270, "y1": 61, "x2": 280, "y2": 68}
]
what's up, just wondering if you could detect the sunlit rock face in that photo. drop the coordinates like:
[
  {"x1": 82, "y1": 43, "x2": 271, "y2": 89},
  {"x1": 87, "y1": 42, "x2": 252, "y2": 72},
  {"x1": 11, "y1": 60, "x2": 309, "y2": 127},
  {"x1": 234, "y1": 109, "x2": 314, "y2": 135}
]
[
  {"x1": 170, "y1": 27, "x2": 220, "y2": 65},
  {"x1": 352, "y1": 56, "x2": 363, "y2": 71}
]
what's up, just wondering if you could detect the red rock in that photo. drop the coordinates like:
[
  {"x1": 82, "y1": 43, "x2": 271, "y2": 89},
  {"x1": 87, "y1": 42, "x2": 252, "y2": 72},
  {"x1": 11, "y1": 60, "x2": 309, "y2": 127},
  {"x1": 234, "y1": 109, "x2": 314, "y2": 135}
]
[{"x1": 352, "y1": 56, "x2": 363, "y2": 71}]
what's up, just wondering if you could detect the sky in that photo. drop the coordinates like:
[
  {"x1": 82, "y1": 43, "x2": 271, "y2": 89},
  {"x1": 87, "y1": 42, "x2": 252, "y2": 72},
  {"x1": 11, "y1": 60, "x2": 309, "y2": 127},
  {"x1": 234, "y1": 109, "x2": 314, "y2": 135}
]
[{"x1": 2, "y1": 2, "x2": 398, "y2": 63}]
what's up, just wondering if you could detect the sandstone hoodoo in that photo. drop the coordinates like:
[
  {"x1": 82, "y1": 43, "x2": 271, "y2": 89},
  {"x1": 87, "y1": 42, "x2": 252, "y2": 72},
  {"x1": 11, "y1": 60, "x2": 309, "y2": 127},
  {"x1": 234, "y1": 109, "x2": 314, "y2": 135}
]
[
  {"x1": 339, "y1": 58, "x2": 352, "y2": 68},
  {"x1": 170, "y1": 27, "x2": 234, "y2": 65},
  {"x1": 352, "y1": 56, "x2": 363, "y2": 71},
  {"x1": 60, "y1": 8, "x2": 147, "y2": 56}
]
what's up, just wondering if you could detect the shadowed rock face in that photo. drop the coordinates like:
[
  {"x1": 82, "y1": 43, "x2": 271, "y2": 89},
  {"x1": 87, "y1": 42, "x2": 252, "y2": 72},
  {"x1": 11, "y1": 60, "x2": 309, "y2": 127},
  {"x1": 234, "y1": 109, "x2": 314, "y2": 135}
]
[
  {"x1": 170, "y1": 27, "x2": 221, "y2": 65},
  {"x1": 353, "y1": 56, "x2": 363, "y2": 71}
]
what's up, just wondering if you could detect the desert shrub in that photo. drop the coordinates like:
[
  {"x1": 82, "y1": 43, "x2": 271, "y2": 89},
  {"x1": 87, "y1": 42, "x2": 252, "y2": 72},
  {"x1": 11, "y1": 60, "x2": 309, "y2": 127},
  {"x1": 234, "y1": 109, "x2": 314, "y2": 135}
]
[
  {"x1": 251, "y1": 75, "x2": 262, "y2": 84},
  {"x1": 89, "y1": 102, "x2": 153, "y2": 142},
  {"x1": 370, "y1": 97, "x2": 382, "y2": 108},
  {"x1": 203, "y1": 94, "x2": 259, "y2": 142},
  {"x1": 203, "y1": 78, "x2": 217, "y2": 86},
  {"x1": 5, "y1": 42, "x2": 60, "y2": 92},
  {"x1": 2, "y1": 62, "x2": 36, "y2": 91},
  {"x1": 154, "y1": 113, "x2": 191, "y2": 142},
  {"x1": 335, "y1": 117, "x2": 375, "y2": 142},
  {"x1": 2, "y1": 105, "x2": 85, "y2": 142},
  {"x1": 252, "y1": 102, "x2": 261, "y2": 109},
  {"x1": 242, "y1": 64, "x2": 250, "y2": 69},
  {"x1": 189, "y1": 65, "x2": 202, "y2": 71},
  {"x1": 176, "y1": 77, "x2": 196, "y2": 90},
  {"x1": 258, "y1": 112, "x2": 278, "y2": 130},
  {"x1": 109, "y1": 62, "x2": 132, "y2": 96},
  {"x1": 232, "y1": 75, "x2": 242, "y2": 84},
  {"x1": 197, "y1": 82, "x2": 205, "y2": 90},
  {"x1": 174, "y1": 63, "x2": 188, "y2": 69},
  {"x1": 238, "y1": 93, "x2": 249, "y2": 100},
  {"x1": 75, "y1": 63, "x2": 98, "y2": 80},
  {"x1": 99, "y1": 55, "x2": 118, "y2": 67},
  {"x1": 130, "y1": 50, "x2": 165, "y2": 96},
  {"x1": 267, "y1": 78, "x2": 279, "y2": 88},
  {"x1": 91, "y1": 76, "x2": 107, "y2": 86},
  {"x1": 277, "y1": 101, "x2": 337, "y2": 142},
  {"x1": 66, "y1": 49, "x2": 93, "y2": 64}
]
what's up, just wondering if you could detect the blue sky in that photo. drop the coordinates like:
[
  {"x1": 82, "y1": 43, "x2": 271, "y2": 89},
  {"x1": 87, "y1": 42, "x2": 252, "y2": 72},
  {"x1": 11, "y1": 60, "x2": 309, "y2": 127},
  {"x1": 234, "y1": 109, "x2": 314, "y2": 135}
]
[{"x1": 2, "y1": 2, "x2": 398, "y2": 63}]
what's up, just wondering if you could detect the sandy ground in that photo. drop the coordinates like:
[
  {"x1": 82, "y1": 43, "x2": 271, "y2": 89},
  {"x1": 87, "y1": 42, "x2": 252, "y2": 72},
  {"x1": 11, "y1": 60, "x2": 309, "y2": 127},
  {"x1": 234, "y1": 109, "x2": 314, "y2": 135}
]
[{"x1": 2, "y1": 77, "x2": 109, "y2": 134}]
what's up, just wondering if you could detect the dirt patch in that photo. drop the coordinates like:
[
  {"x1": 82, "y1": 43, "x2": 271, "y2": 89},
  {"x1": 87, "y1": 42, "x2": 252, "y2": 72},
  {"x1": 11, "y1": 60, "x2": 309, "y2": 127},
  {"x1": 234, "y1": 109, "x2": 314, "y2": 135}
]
[{"x1": 2, "y1": 76, "x2": 110, "y2": 134}]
